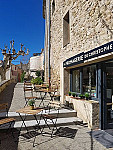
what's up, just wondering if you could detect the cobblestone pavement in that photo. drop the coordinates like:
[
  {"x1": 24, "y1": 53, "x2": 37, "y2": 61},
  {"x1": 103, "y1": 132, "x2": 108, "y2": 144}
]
[
  {"x1": 0, "y1": 124, "x2": 110, "y2": 150},
  {"x1": 0, "y1": 83, "x2": 112, "y2": 150}
]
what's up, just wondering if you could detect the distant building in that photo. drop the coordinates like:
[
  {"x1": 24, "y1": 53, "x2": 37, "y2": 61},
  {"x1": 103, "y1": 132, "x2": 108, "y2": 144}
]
[
  {"x1": 0, "y1": 61, "x2": 3, "y2": 82},
  {"x1": 5, "y1": 64, "x2": 23, "y2": 82},
  {"x1": 30, "y1": 49, "x2": 44, "y2": 78},
  {"x1": 0, "y1": 60, "x2": 3, "y2": 67},
  {"x1": 17, "y1": 62, "x2": 30, "y2": 81}
]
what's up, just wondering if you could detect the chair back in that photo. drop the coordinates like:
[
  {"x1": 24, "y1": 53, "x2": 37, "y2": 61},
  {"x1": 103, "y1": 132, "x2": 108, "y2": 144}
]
[
  {"x1": 48, "y1": 101, "x2": 61, "y2": 118},
  {"x1": 24, "y1": 82, "x2": 32, "y2": 89}
]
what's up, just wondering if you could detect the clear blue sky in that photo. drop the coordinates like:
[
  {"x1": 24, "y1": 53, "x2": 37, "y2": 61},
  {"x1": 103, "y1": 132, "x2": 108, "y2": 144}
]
[{"x1": 0, "y1": 0, "x2": 45, "y2": 64}]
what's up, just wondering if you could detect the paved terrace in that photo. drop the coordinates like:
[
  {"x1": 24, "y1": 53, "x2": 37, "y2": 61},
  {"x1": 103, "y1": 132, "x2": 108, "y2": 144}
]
[{"x1": 0, "y1": 83, "x2": 111, "y2": 150}]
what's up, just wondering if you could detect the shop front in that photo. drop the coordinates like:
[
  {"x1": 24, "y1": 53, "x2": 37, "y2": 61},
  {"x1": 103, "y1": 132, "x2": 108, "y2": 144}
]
[{"x1": 63, "y1": 41, "x2": 113, "y2": 130}]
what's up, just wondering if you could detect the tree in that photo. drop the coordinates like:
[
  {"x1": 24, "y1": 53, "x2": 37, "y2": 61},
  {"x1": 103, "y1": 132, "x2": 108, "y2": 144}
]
[
  {"x1": 0, "y1": 40, "x2": 29, "y2": 81},
  {"x1": 35, "y1": 70, "x2": 41, "y2": 77},
  {"x1": 21, "y1": 72, "x2": 26, "y2": 83}
]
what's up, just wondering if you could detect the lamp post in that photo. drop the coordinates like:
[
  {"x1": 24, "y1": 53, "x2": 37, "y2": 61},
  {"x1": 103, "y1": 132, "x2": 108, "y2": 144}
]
[{"x1": 0, "y1": 40, "x2": 29, "y2": 81}]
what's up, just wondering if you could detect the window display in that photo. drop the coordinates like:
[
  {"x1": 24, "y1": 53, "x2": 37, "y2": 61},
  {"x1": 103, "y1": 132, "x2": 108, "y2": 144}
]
[
  {"x1": 72, "y1": 69, "x2": 80, "y2": 93},
  {"x1": 82, "y1": 65, "x2": 96, "y2": 97}
]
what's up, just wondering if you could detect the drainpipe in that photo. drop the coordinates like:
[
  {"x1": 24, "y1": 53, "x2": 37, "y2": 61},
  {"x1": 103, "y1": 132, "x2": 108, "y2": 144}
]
[{"x1": 48, "y1": 0, "x2": 51, "y2": 86}]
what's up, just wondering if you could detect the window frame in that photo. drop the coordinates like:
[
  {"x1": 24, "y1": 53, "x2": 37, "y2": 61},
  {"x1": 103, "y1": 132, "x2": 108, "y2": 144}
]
[
  {"x1": 63, "y1": 11, "x2": 70, "y2": 47},
  {"x1": 70, "y1": 63, "x2": 98, "y2": 100},
  {"x1": 52, "y1": 0, "x2": 55, "y2": 15}
]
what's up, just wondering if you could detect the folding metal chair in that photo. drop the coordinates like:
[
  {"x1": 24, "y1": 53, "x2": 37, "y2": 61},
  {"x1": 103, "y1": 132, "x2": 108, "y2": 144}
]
[
  {"x1": 41, "y1": 101, "x2": 61, "y2": 137},
  {"x1": 24, "y1": 87, "x2": 37, "y2": 107},
  {"x1": 24, "y1": 82, "x2": 33, "y2": 89},
  {"x1": 0, "y1": 103, "x2": 15, "y2": 144},
  {"x1": 49, "y1": 86, "x2": 60, "y2": 101}
]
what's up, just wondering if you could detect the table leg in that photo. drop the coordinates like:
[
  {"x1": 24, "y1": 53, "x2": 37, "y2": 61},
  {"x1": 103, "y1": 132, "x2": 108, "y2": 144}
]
[
  {"x1": 33, "y1": 113, "x2": 43, "y2": 147},
  {"x1": 49, "y1": 91, "x2": 56, "y2": 101},
  {"x1": 18, "y1": 113, "x2": 28, "y2": 133},
  {"x1": 39, "y1": 92, "x2": 47, "y2": 107}
]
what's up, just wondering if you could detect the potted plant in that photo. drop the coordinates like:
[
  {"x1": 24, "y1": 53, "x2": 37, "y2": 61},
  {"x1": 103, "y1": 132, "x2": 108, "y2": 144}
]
[
  {"x1": 82, "y1": 95, "x2": 85, "y2": 99},
  {"x1": 28, "y1": 99, "x2": 35, "y2": 110},
  {"x1": 85, "y1": 92, "x2": 89, "y2": 100},
  {"x1": 75, "y1": 93, "x2": 78, "y2": 97},
  {"x1": 72, "y1": 92, "x2": 76, "y2": 97},
  {"x1": 46, "y1": 85, "x2": 49, "y2": 91},
  {"x1": 79, "y1": 94, "x2": 83, "y2": 99},
  {"x1": 68, "y1": 91, "x2": 71, "y2": 96}
]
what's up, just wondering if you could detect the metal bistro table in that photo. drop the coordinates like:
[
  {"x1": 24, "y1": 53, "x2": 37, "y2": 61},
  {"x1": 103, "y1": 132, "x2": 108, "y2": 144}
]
[
  {"x1": 35, "y1": 88, "x2": 56, "y2": 107},
  {"x1": 16, "y1": 107, "x2": 43, "y2": 132},
  {"x1": 16, "y1": 107, "x2": 43, "y2": 146}
]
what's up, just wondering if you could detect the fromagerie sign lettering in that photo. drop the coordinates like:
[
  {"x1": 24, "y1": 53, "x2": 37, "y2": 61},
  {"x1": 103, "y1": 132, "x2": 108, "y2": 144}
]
[{"x1": 63, "y1": 41, "x2": 113, "y2": 67}]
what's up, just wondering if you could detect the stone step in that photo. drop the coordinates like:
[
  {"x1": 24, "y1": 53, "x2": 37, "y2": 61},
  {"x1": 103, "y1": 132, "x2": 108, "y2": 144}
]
[
  {"x1": 0, "y1": 109, "x2": 77, "y2": 121},
  {"x1": 0, "y1": 117, "x2": 83, "y2": 130}
]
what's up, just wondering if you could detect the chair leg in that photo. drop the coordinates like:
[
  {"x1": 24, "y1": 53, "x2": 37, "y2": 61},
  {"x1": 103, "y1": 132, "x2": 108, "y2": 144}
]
[
  {"x1": 6, "y1": 121, "x2": 12, "y2": 134},
  {"x1": 43, "y1": 118, "x2": 51, "y2": 130},
  {"x1": 51, "y1": 120, "x2": 57, "y2": 138},
  {"x1": 10, "y1": 122, "x2": 15, "y2": 139},
  {"x1": 33, "y1": 132, "x2": 37, "y2": 147}
]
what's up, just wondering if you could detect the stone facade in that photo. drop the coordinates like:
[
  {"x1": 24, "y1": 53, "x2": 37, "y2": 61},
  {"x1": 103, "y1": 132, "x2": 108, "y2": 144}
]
[
  {"x1": 43, "y1": 0, "x2": 50, "y2": 84},
  {"x1": 66, "y1": 96, "x2": 99, "y2": 129},
  {"x1": 43, "y1": 0, "x2": 113, "y2": 93},
  {"x1": 30, "y1": 49, "x2": 44, "y2": 78}
]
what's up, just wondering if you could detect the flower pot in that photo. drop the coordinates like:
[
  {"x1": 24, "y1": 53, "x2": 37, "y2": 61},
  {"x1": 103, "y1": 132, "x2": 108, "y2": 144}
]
[
  {"x1": 30, "y1": 105, "x2": 34, "y2": 110},
  {"x1": 86, "y1": 97, "x2": 89, "y2": 100}
]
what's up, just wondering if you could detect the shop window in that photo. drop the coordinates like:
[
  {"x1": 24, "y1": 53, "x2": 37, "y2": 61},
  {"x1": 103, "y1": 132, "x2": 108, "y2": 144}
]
[
  {"x1": 72, "y1": 69, "x2": 80, "y2": 93},
  {"x1": 52, "y1": 0, "x2": 55, "y2": 15},
  {"x1": 63, "y1": 11, "x2": 70, "y2": 47},
  {"x1": 82, "y1": 65, "x2": 96, "y2": 98}
]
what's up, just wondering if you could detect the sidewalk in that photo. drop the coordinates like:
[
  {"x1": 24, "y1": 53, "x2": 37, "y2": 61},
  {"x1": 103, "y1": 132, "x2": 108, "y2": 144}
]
[
  {"x1": 0, "y1": 83, "x2": 111, "y2": 150},
  {"x1": 0, "y1": 124, "x2": 108, "y2": 150}
]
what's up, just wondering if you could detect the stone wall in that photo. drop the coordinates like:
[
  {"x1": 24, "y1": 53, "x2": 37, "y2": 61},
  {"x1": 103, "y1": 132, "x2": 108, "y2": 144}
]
[
  {"x1": 66, "y1": 96, "x2": 99, "y2": 129},
  {"x1": 0, "y1": 80, "x2": 12, "y2": 93},
  {"x1": 50, "y1": 0, "x2": 113, "y2": 91}
]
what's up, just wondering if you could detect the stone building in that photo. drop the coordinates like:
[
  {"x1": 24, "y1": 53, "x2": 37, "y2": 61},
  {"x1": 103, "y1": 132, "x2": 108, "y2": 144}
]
[
  {"x1": 43, "y1": 0, "x2": 113, "y2": 129},
  {"x1": 5, "y1": 64, "x2": 22, "y2": 82},
  {"x1": 30, "y1": 49, "x2": 44, "y2": 78}
]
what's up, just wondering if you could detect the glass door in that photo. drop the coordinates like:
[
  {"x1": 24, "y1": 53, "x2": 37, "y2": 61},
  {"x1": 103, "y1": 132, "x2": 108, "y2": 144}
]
[{"x1": 104, "y1": 60, "x2": 113, "y2": 129}]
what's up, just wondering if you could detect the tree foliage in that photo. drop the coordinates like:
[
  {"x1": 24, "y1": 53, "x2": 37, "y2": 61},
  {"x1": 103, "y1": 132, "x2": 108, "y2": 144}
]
[
  {"x1": 35, "y1": 71, "x2": 41, "y2": 77},
  {"x1": 31, "y1": 77, "x2": 43, "y2": 85},
  {"x1": 21, "y1": 72, "x2": 26, "y2": 83}
]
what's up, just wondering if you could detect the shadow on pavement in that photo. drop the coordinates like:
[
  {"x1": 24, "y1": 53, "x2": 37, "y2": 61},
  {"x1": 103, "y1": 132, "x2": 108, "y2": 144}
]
[
  {"x1": 20, "y1": 130, "x2": 40, "y2": 139},
  {"x1": 88, "y1": 129, "x2": 113, "y2": 149},
  {"x1": 54, "y1": 127, "x2": 77, "y2": 139},
  {"x1": 0, "y1": 129, "x2": 20, "y2": 150},
  {"x1": 0, "y1": 83, "x2": 16, "y2": 110}
]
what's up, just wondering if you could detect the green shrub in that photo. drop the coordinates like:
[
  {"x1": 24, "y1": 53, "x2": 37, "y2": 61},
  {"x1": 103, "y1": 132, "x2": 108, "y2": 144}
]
[
  {"x1": 46, "y1": 85, "x2": 49, "y2": 88},
  {"x1": 28, "y1": 100, "x2": 35, "y2": 106},
  {"x1": 79, "y1": 94, "x2": 83, "y2": 97},
  {"x1": 21, "y1": 72, "x2": 26, "y2": 83},
  {"x1": 69, "y1": 91, "x2": 71, "y2": 96},
  {"x1": 31, "y1": 77, "x2": 43, "y2": 85},
  {"x1": 85, "y1": 92, "x2": 89, "y2": 100},
  {"x1": 35, "y1": 71, "x2": 41, "y2": 77},
  {"x1": 72, "y1": 92, "x2": 76, "y2": 97},
  {"x1": 85, "y1": 92, "x2": 89, "y2": 98},
  {"x1": 79, "y1": 94, "x2": 85, "y2": 99}
]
